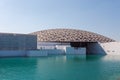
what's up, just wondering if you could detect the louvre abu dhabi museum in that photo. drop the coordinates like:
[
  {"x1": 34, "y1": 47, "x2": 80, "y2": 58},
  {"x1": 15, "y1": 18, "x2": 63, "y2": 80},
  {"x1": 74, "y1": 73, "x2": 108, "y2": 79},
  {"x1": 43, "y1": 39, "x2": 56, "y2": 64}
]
[
  {"x1": 31, "y1": 29, "x2": 120, "y2": 55},
  {"x1": 0, "y1": 28, "x2": 120, "y2": 57}
]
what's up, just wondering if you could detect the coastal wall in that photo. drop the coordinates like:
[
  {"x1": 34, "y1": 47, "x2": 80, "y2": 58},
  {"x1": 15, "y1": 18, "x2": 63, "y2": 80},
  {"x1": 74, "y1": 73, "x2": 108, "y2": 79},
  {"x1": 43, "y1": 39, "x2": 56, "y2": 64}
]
[
  {"x1": 0, "y1": 47, "x2": 86, "y2": 57},
  {"x1": 0, "y1": 49, "x2": 65, "y2": 57},
  {"x1": 28, "y1": 49, "x2": 65, "y2": 56},
  {"x1": 27, "y1": 50, "x2": 48, "y2": 57},
  {"x1": 100, "y1": 42, "x2": 120, "y2": 55},
  {"x1": 37, "y1": 42, "x2": 70, "y2": 49},
  {"x1": 0, "y1": 50, "x2": 26, "y2": 57},
  {"x1": 37, "y1": 42, "x2": 86, "y2": 55},
  {"x1": 0, "y1": 42, "x2": 119, "y2": 57},
  {"x1": 86, "y1": 42, "x2": 120, "y2": 55}
]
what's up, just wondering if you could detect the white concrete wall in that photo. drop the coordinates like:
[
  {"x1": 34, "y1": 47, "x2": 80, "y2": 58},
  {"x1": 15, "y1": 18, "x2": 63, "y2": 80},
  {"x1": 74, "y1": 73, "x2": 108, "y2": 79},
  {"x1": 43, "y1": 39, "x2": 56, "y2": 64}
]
[
  {"x1": 47, "y1": 49, "x2": 65, "y2": 55},
  {"x1": 0, "y1": 49, "x2": 65, "y2": 57},
  {"x1": 37, "y1": 42, "x2": 70, "y2": 49},
  {"x1": 65, "y1": 47, "x2": 86, "y2": 55},
  {"x1": 28, "y1": 47, "x2": 86, "y2": 56},
  {"x1": 1, "y1": 42, "x2": 120, "y2": 57},
  {"x1": 87, "y1": 42, "x2": 120, "y2": 55},
  {"x1": 27, "y1": 50, "x2": 48, "y2": 57},
  {"x1": 27, "y1": 49, "x2": 65, "y2": 57},
  {"x1": 0, "y1": 50, "x2": 26, "y2": 57},
  {"x1": 55, "y1": 45, "x2": 70, "y2": 52},
  {"x1": 0, "y1": 34, "x2": 37, "y2": 50},
  {"x1": 100, "y1": 42, "x2": 120, "y2": 55}
]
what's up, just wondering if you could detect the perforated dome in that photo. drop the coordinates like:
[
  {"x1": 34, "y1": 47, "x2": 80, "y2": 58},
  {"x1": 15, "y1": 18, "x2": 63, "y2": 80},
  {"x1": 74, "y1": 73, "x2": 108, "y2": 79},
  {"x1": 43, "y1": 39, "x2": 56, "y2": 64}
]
[{"x1": 31, "y1": 29, "x2": 115, "y2": 43}]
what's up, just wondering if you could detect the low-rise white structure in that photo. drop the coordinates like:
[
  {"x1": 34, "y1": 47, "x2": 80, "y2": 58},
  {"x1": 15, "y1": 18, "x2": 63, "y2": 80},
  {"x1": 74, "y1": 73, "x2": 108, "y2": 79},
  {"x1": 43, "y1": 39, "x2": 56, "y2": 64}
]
[
  {"x1": 31, "y1": 29, "x2": 120, "y2": 56},
  {"x1": 100, "y1": 42, "x2": 120, "y2": 55},
  {"x1": 0, "y1": 33, "x2": 37, "y2": 50},
  {"x1": 0, "y1": 29, "x2": 119, "y2": 57}
]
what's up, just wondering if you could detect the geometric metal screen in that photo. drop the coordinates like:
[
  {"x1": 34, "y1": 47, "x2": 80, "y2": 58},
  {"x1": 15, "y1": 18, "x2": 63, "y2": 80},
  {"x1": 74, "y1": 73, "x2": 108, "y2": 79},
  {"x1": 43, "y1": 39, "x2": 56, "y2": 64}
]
[{"x1": 31, "y1": 29, "x2": 115, "y2": 43}]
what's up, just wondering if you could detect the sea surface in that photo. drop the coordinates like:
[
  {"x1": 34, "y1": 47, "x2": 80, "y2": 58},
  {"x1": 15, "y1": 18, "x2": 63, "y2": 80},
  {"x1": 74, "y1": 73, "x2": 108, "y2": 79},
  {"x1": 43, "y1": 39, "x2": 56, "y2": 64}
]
[{"x1": 0, "y1": 55, "x2": 120, "y2": 80}]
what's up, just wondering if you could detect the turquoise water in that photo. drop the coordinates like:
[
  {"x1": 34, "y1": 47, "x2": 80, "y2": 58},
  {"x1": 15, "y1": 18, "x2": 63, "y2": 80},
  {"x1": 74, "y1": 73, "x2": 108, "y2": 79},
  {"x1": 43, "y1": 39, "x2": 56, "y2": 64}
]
[{"x1": 0, "y1": 55, "x2": 120, "y2": 80}]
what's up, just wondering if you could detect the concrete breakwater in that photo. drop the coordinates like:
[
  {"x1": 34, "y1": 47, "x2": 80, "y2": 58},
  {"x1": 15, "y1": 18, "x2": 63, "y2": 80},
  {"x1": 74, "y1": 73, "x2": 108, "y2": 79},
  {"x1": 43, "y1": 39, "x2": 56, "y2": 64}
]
[{"x1": 0, "y1": 47, "x2": 86, "y2": 57}]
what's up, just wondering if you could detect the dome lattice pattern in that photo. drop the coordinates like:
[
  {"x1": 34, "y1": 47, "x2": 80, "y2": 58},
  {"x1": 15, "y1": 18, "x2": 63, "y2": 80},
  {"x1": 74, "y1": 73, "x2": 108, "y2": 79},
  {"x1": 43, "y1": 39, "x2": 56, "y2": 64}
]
[{"x1": 31, "y1": 29, "x2": 115, "y2": 43}]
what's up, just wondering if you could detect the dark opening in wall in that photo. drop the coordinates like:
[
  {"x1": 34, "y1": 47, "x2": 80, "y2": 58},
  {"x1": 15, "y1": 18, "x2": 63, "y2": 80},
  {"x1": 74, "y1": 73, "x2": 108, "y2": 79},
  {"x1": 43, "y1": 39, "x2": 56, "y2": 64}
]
[
  {"x1": 70, "y1": 42, "x2": 87, "y2": 48},
  {"x1": 70, "y1": 42, "x2": 104, "y2": 55}
]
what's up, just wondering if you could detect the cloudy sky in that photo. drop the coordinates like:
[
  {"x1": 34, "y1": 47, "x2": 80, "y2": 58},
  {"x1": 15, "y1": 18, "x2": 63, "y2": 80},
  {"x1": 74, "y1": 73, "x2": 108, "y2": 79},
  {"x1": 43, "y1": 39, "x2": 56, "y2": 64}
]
[{"x1": 0, "y1": 0, "x2": 120, "y2": 40}]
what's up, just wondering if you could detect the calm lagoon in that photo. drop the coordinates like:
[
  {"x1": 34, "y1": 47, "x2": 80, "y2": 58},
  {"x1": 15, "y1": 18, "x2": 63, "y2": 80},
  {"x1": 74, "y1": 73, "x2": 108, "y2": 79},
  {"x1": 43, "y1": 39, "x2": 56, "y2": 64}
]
[{"x1": 0, "y1": 55, "x2": 120, "y2": 80}]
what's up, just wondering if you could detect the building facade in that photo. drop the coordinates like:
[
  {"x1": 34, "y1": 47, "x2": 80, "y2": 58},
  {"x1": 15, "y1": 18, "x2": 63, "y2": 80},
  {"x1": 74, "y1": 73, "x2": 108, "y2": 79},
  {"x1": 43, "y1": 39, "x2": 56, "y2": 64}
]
[
  {"x1": 31, "y1": 29, "x2": 117, "y2": 55},
  {"x1": 0, "y1": 33, "x2": 37, "y2": 50}
]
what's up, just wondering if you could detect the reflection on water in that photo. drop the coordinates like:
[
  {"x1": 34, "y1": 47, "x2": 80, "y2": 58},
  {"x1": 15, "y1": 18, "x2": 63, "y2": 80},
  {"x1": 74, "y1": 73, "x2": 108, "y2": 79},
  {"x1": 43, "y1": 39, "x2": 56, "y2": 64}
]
[
  {"x1": 66, "y1": 55, "x2": 86, "y2": 61},
  {"x1": 86, "y1": 55, "x2": 104, "y2": 60},
  {"x1": 102, "y1": 55, "x2": 120, "y2": 61},
  {"x1": 0, "y1": 55, "x2": 120, "y2": 80}
]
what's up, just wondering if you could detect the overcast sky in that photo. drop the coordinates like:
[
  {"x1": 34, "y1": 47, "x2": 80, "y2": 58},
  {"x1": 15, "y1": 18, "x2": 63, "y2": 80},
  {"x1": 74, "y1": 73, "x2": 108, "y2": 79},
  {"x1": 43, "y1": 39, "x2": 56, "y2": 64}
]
[{"x1": 0, "y1": 0, "x2": 120, "y2": 40}]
